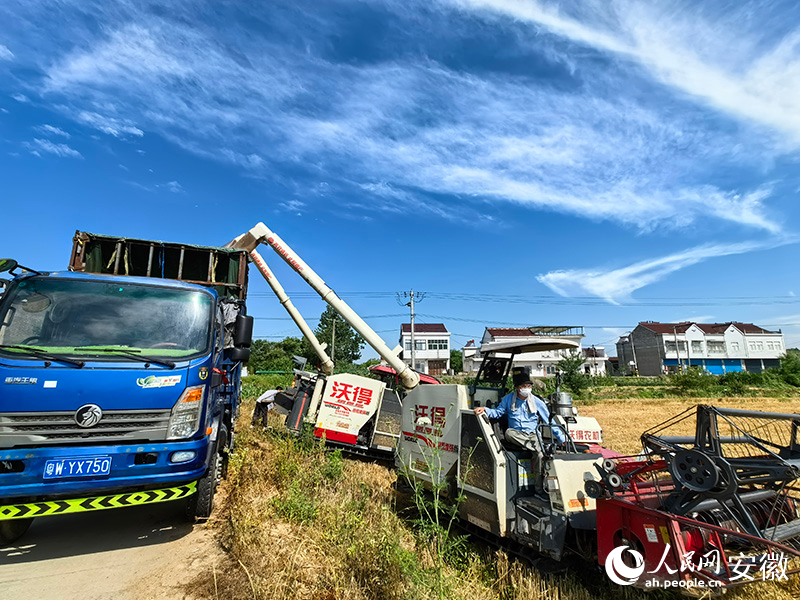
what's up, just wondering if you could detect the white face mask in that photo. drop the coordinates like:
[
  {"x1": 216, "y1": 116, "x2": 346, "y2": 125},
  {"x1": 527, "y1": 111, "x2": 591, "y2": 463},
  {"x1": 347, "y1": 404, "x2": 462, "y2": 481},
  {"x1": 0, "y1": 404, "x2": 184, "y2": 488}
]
[{"x1": 518, "y1": 387, "x2": 532, "y2": 398}]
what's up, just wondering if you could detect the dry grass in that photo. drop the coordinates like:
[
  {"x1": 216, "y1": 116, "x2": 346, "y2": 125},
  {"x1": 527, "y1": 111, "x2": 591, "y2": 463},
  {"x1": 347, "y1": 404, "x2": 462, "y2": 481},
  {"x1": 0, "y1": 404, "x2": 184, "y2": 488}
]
[{"x1": 193, "y1": 393, "x2": 800, "y2": 600}]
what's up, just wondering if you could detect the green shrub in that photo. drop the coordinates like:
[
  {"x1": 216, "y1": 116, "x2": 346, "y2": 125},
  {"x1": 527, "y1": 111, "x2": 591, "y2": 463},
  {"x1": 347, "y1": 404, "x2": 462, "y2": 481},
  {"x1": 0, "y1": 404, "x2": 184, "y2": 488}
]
[
  {"x1": 272, "y1": 480, "x2": 319, "y2": 523},
  {"x1": 672, "y1": 367, "x2": 717, "y2": 396}
]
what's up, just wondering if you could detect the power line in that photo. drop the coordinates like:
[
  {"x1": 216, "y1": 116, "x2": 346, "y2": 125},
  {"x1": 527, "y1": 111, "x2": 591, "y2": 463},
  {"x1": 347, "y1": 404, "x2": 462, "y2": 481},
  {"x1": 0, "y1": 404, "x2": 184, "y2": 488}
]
[{"x1": 248, "y1": 290, "x2": 800, "y2": 307}]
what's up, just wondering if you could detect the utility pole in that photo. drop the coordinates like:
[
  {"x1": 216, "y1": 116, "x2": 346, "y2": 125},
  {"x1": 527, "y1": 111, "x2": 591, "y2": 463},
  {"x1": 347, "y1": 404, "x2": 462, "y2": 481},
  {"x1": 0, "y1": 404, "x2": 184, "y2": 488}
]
[
  {"x1": 331, "y1": 318, "x2": 336, "y2": 365},
  {"x1": 397, "y1": 289, "x2": 426, "y2": 371}
]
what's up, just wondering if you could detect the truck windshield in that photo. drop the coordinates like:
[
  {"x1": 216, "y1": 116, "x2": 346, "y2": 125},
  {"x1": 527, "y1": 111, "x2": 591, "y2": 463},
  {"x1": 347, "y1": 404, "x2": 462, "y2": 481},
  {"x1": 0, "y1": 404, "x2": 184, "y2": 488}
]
[{"x1": 0, "y1": 277, "x2": 213, "y2": 360}]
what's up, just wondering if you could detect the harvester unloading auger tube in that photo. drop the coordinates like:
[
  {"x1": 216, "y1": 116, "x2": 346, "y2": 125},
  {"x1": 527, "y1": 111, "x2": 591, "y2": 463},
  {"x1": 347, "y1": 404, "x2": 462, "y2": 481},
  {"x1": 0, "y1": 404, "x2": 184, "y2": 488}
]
[{"x1": 227, "y1": 222, "x2": 420, "y2": 390}]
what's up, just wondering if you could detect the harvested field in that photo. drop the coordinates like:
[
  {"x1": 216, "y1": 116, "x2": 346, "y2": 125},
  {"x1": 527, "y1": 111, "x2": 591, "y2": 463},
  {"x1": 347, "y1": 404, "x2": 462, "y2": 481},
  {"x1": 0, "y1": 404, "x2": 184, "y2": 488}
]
[
  {"x1": 580, "y1": 396, "x2": 800, "y2": 455},
  {"x1": 194, "y1": 389, "x2": 800, "y2": 600}
]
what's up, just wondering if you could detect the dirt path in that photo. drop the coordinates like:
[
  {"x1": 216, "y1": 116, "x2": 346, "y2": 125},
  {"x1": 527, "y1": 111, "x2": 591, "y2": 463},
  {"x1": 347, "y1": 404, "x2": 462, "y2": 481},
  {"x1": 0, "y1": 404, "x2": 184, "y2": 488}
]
[{"x1": 0, "y1": 500, "x2": 222, "y2": 600}]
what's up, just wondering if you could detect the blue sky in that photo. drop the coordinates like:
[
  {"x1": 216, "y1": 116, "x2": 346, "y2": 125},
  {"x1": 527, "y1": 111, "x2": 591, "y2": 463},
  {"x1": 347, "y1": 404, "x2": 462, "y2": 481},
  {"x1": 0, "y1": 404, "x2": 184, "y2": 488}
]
[{"x1": 1, "y1": 0, "x2": 799, "y2": 357}]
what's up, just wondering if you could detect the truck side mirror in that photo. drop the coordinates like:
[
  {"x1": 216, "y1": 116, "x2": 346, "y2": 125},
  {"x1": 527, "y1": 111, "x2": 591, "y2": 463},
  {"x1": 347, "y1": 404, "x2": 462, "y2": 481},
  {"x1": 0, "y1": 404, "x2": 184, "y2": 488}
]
[
  {"x1": 234, "y1": 315, "x2": 254, "y2": 348},
  {"x1": 0, "y1": 259, "x2": 18, "y2": 273},
  {"x1": 229, "y1": 346, "x2": 251, "y2": 363}
]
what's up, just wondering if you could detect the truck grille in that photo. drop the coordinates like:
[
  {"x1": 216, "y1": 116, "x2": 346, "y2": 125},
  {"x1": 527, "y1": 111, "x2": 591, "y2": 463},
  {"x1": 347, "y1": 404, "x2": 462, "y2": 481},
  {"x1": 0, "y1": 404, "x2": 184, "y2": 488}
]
[{"x1": 0, "y1": 410, "x2": 172, "y2": 446}]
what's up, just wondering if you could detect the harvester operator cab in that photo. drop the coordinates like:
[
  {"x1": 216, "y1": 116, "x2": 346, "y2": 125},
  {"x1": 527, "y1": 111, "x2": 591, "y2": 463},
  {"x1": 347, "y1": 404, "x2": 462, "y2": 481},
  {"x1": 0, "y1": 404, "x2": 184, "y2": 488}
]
[
  {"x1": 397, "y1": 335, "x2": 608, "y2": 558},
  {"x1": 469, "y1": 337, "x2": 590, "y2": 452}
]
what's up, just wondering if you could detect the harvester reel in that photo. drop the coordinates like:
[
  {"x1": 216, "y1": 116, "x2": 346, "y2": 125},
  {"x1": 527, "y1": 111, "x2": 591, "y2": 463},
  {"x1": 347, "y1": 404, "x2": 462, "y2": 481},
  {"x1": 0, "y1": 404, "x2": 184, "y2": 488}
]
[{"x1": 669, "y1": 449, "x2": 719, "y2": 492}]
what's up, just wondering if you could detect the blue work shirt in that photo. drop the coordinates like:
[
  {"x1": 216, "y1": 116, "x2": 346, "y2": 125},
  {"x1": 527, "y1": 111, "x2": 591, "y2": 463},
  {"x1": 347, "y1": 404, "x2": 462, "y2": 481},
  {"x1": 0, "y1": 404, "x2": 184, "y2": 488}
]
[{"x1": 485, "y1": 392, "x2": 566, "y2": 444}]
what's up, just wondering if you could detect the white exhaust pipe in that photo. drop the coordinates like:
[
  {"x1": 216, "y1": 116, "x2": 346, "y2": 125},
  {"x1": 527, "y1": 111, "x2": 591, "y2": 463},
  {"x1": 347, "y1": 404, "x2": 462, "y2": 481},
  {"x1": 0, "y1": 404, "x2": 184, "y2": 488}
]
[
  {"x1": 228, "y1": 223, "x2": 420, "y2": 389},
  {"x1": 249, "y1": 249, "x2": 334, "y2": 375}
]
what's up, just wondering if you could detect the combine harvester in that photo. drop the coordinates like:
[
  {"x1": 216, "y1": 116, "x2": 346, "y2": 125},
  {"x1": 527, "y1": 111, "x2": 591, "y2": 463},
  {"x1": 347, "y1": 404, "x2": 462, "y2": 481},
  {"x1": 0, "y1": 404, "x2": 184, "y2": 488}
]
[
  {"x1": 227, "y1": 223, "x2": 421, "y2": 460},
  {"x1": 232, "y1": 223, "x2": 800, "y2": 591}
]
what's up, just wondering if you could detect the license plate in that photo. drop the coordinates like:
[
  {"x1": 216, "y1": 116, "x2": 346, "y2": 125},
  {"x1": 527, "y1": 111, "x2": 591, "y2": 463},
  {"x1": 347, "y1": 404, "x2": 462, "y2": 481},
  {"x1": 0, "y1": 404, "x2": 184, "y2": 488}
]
[{"x1": 44, "y1": 456, "x2": 112, "y2": 480}]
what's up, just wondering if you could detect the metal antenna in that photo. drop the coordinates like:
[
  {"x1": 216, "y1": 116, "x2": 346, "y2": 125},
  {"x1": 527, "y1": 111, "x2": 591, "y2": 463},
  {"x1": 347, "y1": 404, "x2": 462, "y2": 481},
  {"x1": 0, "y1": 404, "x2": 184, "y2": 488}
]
[{"x1": 396, "y1": 290, "x2": 426, "y2": 370}]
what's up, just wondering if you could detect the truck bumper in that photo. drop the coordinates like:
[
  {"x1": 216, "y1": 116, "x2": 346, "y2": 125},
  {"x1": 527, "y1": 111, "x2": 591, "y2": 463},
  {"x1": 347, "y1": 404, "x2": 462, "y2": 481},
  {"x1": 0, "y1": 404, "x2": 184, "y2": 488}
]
[
  {"x1": 0, "y1": 481, "x2": 197, "y2": 520},
  {"x1": 0, "y1": 437, "x2": 211, "y2": 501}
]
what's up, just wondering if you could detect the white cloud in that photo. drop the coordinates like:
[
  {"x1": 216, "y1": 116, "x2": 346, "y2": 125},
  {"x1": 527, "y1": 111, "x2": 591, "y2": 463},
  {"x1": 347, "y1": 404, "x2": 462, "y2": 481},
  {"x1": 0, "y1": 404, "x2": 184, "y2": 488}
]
[
  {"x1": 447, "y1": 0, "x2": 800, "y2": 145},
  {"x1": 0, "y1": 44, "x2": 13, "y2": 61},
  {"x1": 24, "y1": 138, "x2": 82, "y2": 158},
  {"x1": 158, "y1": 180, "x2": 183, "y2": 194},
  {"x1": 280, "y1": 199, "x2": 306, "y2": 214},
  {"x1": 11, "y1": 93, "x2": 29, "y2": 103},
  {"x1": 74, "y1": 110, "x2": 143, "y2": 137},
  {"x1": 34, "y1": 124, "x2": 70, "y2": 138},
  {"x1": 537, "y1": 238, "x2": 794, "y2": 303},
  {"x1": 126, "y1": 180, "x2": 184, "y2": 194},
  {"x1": 0, "y1": 1, "x2": 786, "y2": 240},
  {"x1": 29, "y1": 19, "x2": 783, "y2": 233}
]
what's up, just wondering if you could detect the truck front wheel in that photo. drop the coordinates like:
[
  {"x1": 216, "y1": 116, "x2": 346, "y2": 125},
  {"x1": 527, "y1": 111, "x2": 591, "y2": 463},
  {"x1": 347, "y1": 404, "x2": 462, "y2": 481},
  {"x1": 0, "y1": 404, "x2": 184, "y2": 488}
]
[
  {"x1": 0, "y1": 518, "x2": 33, "y2": 545},
  {"x1": 185, "y1": 447, "x2": 219, "y2": 522}
]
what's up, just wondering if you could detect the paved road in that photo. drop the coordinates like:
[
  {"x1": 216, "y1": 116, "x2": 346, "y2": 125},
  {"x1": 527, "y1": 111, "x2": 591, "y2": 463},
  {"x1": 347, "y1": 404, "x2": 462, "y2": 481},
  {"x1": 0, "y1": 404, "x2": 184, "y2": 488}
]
[{"x1": 0, "y1": 501, "x2": 217, "y2": 600}]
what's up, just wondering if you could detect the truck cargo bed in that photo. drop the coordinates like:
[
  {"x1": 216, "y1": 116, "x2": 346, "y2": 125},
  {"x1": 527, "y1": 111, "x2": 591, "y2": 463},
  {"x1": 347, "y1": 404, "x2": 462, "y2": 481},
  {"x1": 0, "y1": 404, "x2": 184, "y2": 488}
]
[{"x1": 69, "y1": 231, "x2": 249, "y2": 299}]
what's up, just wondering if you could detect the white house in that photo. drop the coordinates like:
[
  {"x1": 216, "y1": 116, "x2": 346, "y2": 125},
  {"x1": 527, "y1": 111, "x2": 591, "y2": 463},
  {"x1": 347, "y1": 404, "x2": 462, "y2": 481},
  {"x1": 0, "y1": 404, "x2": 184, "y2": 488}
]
[
  {"x1": 462, "y1": 326, "x2": 606, "y2": 377},
  {"x1": 399, "y1": 323, "x2": 451, "y2": 376},
  {"x1": 616, "y1": 321, "x2": 786, "y2": 376}
]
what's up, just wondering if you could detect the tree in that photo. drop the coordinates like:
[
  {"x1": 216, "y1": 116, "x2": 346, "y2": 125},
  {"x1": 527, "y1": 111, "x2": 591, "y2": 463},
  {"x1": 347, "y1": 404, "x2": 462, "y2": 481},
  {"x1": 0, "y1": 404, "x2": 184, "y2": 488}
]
[
  {"x1": 306, "y1": 305, "x2": 365, "y2": 365},
  {"x1": 780, "y1": 349, "x2": 800, "y2": 387},
  {"x1": 249, "y1": 337, "x2": 305, "y2": 373},
  {"x1": 556, "y1": 350, "x2": 589, "y2": 396},
  {"x1": 450, "y1": 349, "x2": 463, "y2": 374}
]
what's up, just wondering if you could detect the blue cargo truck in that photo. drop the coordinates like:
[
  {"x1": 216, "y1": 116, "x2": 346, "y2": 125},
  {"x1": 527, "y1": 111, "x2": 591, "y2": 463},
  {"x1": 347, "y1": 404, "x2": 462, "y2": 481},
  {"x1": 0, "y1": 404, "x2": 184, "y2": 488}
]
[{"x1": 0, "y1": 232, "x2": 252, "y2": 543}]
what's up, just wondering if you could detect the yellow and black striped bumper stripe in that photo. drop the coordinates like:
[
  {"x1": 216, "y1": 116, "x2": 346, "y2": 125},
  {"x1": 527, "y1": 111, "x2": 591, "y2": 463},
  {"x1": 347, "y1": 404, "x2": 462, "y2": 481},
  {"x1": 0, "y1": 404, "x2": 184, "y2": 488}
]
[{"x1": 0, "y1": 481, "x2": 197, "y2": 520}]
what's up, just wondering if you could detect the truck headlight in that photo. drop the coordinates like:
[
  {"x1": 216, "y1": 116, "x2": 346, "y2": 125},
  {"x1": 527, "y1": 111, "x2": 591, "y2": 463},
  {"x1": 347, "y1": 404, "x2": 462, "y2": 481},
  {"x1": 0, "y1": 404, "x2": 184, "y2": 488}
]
[{"x1": 167, "y1": 385, "x2": 204, "y2": 440}]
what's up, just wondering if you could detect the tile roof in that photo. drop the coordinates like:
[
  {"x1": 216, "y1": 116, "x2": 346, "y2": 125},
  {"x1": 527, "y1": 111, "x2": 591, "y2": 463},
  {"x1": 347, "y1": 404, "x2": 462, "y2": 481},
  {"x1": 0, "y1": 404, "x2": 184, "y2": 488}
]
[
  {"x1": 401, "y1": 323, "x2": 449, "y2": 333},
  {"x1": 485, "y1": 327, "x2": 533, "y2": 337},
  {"x1": 637, "y1": 321, "x2": 777, "y2": 335}
]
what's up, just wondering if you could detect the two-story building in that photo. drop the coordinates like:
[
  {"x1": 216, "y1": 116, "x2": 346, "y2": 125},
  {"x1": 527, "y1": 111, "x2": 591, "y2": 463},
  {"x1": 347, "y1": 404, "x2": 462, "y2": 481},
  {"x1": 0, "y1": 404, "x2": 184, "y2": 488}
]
[
  {"x1": 616, "y1": 321, "x2": 786, "y2": 375},
  {"x1": 462, "y1": 326, "x2": 606, "y2": 377},
  {"x1": 399, "y1": 323, "x2": 451, "y2": 376}
]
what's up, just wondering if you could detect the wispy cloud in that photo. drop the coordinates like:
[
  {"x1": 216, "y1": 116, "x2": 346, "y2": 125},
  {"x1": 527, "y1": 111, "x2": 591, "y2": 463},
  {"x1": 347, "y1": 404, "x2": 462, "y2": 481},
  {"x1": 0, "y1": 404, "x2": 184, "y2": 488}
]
[
  {"x1": 126, "y1": 179, "x2": 184, "y2": 194},
  {"x1": 74, "y1": 110, "x2": 143, "y2": 137},
  {"x1": 0, "y1": 1, "x2": 792, "y2": 241},
  {"x1": 20, "y1": 10, "x2": 781, "y2": 235},
  {"x1": 34, "y1": 124, "x2": 70, "y2": 138},
  {"x1": 11, "y1": 93, "x2": 29, "y2": 103},
  {"x1": 280, "y1": 199, "x2": 306, "y2": 215},
  {"x1": 23, "y1": 138, "x2": 82, "y2": 158},
  {"x1": 0, "y1": 44, "x2": 13, "y2": 61},
  {"x1": 447, "y1": 0, "x2": 800, "y2": 144},
  {"x1": 537, "y1": 238, "x2": 794, "y2": 303},
  {"x1": 159, "y1": 180, "x2": 183, "y2": 194}
]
